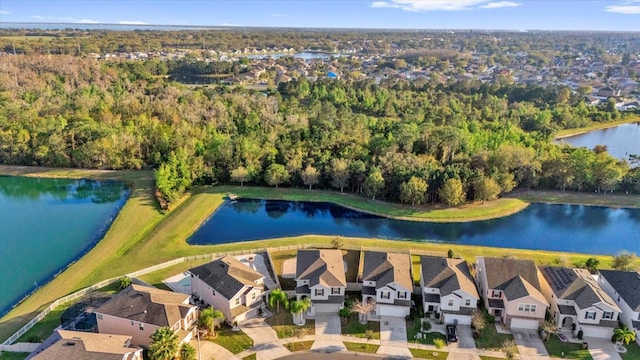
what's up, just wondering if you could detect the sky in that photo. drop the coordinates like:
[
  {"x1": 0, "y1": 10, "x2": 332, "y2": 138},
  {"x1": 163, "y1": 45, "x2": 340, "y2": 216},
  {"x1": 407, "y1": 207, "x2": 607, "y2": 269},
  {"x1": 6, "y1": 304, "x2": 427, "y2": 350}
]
[{"x1": 0, "y1": 0, "x2": 639, "y2": 31}]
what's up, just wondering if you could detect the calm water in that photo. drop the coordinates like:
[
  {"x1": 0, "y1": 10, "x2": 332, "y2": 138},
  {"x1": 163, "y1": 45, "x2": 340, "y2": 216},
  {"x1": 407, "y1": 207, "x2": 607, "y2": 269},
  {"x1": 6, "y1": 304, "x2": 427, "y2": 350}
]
[
  {"x1": 556, "y1": 123, "x2": 640, "y2": 161},
  {"x1": 189, "y1": 199, "x2": 640, "y2": 255},
  {"x1": 0, "y1": 176, "x2": 129, "y2": 316}
]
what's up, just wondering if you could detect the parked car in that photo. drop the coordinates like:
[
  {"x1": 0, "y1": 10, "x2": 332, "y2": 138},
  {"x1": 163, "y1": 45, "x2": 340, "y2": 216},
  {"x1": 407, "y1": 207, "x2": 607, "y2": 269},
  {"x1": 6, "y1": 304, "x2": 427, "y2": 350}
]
[{"x1": 446, "y1": 325, "x2": 459, "y2": 343}]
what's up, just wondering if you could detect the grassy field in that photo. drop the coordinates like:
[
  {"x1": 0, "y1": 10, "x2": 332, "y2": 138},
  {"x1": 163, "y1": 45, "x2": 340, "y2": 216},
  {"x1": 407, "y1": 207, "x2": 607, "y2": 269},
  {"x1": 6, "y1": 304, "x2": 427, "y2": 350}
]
[
  {"x1": 474, "y1": 324, "x2": 515, "y2": 351},
  {"x1": 0, "y1": 353, "x2": 29, "y2": 360},
  {"x1": 264, "y1": 309, "x2": 315, "y2": 339},
  {"x1": 283, "y1": 341, "x2": 314, "y2": 352},
  {"x1": 409, "y1": 349, "x2": 449, "y2": 359},
  {"x1": 342, "y1": 314, "x2": 381, "y2": 340},
  {"x1": 543, "y1": 336, "x2": 593, "y2": 360},
  {"x1": 343, "y1": 341, "x2": 380, "y2": 353},
  {"x1": 555, "y1": 117, "x2": 640, "y2": 138},
  {"x1": 212, "y1": 325, "x2": 253, "y2": 354},
  {"x1": 510, "y1": 189, "x2": 640, "y2": 209},
  {"x1": 621, "y1": 342, "x2": 640, "y2": 360},
  {"x1": 2, "y1": 165, "x2": 639, "y2": 343}
]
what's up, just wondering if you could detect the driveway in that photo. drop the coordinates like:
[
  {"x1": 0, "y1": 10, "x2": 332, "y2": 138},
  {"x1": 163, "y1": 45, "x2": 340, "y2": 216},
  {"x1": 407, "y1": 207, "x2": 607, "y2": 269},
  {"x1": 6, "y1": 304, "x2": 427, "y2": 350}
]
[
  {"x1": 377, "y1": 316, "x2": 412, "y2": 358},
  {"x1": 312, "y1": 313, "x2": 346, "y2": 353},
  {"x1": 448, "y1": 325, "x2": 476, "y2": 350},
  {"x1": 239, "y1": 317, "x2": 290, "y2": 360},
  {"x1": 511, "y1": 328, "x2": 549, "y2": 359},
  {"x1": 584, "y1": 337, "x2": 623, "y2": 360}
]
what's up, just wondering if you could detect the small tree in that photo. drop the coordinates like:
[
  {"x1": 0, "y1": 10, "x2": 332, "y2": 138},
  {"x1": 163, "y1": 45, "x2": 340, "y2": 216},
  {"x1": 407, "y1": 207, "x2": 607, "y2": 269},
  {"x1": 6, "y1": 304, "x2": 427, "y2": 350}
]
[
  {"x1": 289, "y1": 297, "x2": 312, "y2": 326},
  {"x1": 198, "y1": 306, "x2": 224, "y2": 338},
  {"x1": 351, "y1": 299, "x2": 376, "y2": 324},
  {"x1": 612, "y1": 251, "x2": 637, "y2": 270},
  {"x1": 118, "y1": 276, "x2": 131, "y2": 289},
  {"x1": 328, "y1": 158, "x2": 350, "y2": 193},
  {"x1": 269, "y1": 288, "x2": 289, "y2": 314},
  {"x1": 339, "y1": 307, "x2": 352, "y2": 324},
  {"x1": 471, "y1": 310, "x2": 486, "y2": 338},
  {"x1": 179, "y1": 342, "x2": 196, "y2": 360},
  {"x1": 433, "y1": 338, "x2": 446, "y2": 349},
  {"x1": 148, "y1": 327, "x2": 179, "y2": 360},
  {"x1": 585, "y1": 257, "x2": 600, "y2": 273},
  {"x1": 364, "y1": 167, "x2": 385, "y2": 200},
  {"x1": 230, "y1": 166, "x2": 250, "y2": 186},
  {"x1": 438, "y1": 178, "x2": 466, "y2": 206},
  {"x1": 400, "y1": 176, "x2": 428, "y2": 206},
  {"x1": 447, "y1": 249, "x2": 454, "y2": 259},
  {"x1": 473, "y1": 177, "x2": 501, "y2": 203},
  {"x1": 300, "y1": 165, "x2": 320, "y2": 189},
  {"x1": 614, "y1": 325, "x2": 637, "y2": 345},
  {"x1": 264, "y1": 163, "x2": 290, "y2": 188},
  {"x1": 331, "y1": 237, "x2": 344, "y2": 249},
  {"x1": 501, "y1": 339, "x2": 517, "y2": 360}
]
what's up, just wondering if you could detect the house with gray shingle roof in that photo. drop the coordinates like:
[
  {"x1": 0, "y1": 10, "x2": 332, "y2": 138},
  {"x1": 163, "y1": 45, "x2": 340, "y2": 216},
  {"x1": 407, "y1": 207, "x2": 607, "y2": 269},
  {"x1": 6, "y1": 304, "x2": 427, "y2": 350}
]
[
  {"x1": 475, "y1": 257, "x2": 549, "y2": 329},
  {"x1": 93, "y1": 284, "x2": 197, "y2": 347},
  {"x1": 541, "y1": 266, "x2": 620, "y2": 338},
  {"x1": 421, "y1": 256, "x2": 479, "y2": 325},
  {"x1": 598, "y1": 270, "x2": 640, "y2": 345},
  {"x1": 190, "y1": 256, "x2": 265, "y2": 325},
  {"x1": 360, "y1": 251, "x2": 413, "y2": 321},
  {"x1": 28, "y1": 329, "x2": 143, "y2": 360},
  {"x1": 295, "y1": 249, "x2": 346, "y2": 317}
]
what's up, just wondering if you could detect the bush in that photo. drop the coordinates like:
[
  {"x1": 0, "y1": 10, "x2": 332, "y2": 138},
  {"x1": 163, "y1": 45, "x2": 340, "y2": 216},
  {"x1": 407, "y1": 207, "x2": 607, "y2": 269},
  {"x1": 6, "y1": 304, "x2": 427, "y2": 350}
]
[
  {"x1": 365, "y1": 330, "x2": 374, "y2": 340},
  {"x1": 434, "y1": 338, "x2": 446, "y2": 349},
  {"x1": 422, "y1": 320, "x2": 431, "y2": 332}
]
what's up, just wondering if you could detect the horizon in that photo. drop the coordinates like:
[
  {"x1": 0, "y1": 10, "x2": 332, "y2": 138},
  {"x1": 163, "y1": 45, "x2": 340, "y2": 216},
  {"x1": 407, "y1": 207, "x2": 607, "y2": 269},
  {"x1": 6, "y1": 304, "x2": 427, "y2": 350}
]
[{"x1": 1, "y1": 0, "x2": 639, "y2": 32}]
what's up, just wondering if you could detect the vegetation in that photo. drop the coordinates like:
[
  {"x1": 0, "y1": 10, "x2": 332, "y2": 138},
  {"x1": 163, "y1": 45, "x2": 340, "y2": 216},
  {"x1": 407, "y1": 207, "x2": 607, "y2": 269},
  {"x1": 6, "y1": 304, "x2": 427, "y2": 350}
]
[
  {"x1": 612, "y1": 251, "x2": 638, "y2": 271},
  {"x1": 543, "y1": 335, "x2": 593, "y2": 360},
  {"x1": 409, "y1": 349, "x2": 449, "y2": 360},
  {"x1": 620, "y1": 342, "x2": 640, "y2": 360},
  {"x1": 268, "y1": 289, "x2": 289, "y2": 314},
  {"x1": 474, "y1": 323, "x2": 515, "y2": 351},
  {"x1": 118, "y1": 276, "x2": 131, "y2": 289},
  {"x1": 407, "y1": 319, "x2": 447, "y2": 346},
  {"x1": 342, "y1": 313, "x2": 380, "y2": 339},
  {"x1": 179, "y1": 343, "x2": 196, "y2": 360},
  {"x1": 283, "y1": 341, "x2": 314, "y2": 352},
  {"x1": 0, "y1": 354, "x2": 29, "y2": 360},
  {"x1": 614, "y1": 325, "x2": 637, "y2": 346},
  {"x1": 242, "y1": 354, "x2": 257, "y2": 360},
  {"x1": 199, "y1": 306, "x2": 225, "y2": 338},
  {"x1": 265, "y1": 309, "x2": 315, "y2": 339},
  {"x1": 211, "y1": 325, "x2": 253, "y2": 354},
  {"x1": 148, "y1": 327, "x2": 179, "y2": 360},
  {"x1": 343, "y1": 342, "x2": 380, "y2": 353}
]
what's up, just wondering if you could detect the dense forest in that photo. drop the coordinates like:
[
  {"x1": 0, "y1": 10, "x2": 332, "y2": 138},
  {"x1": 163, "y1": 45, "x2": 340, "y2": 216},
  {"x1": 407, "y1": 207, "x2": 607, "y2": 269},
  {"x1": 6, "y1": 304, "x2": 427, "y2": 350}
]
[{"x1": 0, "y1": 52, "x2": 638, "y2": 207}]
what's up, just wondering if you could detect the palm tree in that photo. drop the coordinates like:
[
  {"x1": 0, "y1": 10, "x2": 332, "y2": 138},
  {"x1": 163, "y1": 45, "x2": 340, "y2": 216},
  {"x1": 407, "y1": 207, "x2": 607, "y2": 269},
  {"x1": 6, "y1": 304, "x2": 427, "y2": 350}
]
[
  {"x1": 614, "y1": 325, "x2": 637, "y2": 345},
  {"x1": 148, "y1": 327, "x2": 179, "y2": 360},
  {"x1": 269, "y1": 288, "x2": 289, "y2": 314},
  {"x1": 351, "y1": 299, "x2": 376, "y2": 324},
  {"x1": 179, "y1": 342, "x2": 196, "y2": 360},
  {"x1": 118, "y1": 276, "x2": 131, "y2": 289},
  {"x1": 289, "y1": 297, "x2": 312, "y2": 326},
  {"x1": 199, "y1": 306, "x2": 224, "y2": 338}
]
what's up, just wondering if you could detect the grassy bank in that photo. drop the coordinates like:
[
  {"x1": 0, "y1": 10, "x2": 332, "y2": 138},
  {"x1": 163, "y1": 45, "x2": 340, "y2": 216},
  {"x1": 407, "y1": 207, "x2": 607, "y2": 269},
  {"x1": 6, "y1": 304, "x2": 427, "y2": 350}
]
[
  {"x1": 555, "y1": 117, "x2": 639, "y2": 138},
  {"x1": 212, "y1": 185, "x2": 530, "y2": 222},
  {"x1": 510, "y1": 189, "x2": 640, "y2": 208}
]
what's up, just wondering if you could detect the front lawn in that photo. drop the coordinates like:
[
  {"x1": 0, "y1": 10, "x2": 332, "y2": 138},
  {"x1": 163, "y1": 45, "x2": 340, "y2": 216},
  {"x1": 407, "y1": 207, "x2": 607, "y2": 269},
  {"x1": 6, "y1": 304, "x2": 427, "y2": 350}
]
[
  {"x1": 409, "y1": 349, "x2": 449, "y2": 359},
  {"x1": 407, "y1": 319, "x2": 446, "y2": 346},
  {"x1": 0, "y1": 353, "x2": 29, "y2": 360},
  {"x1": 342, "y1": 314, "x2": 380, "y2": 339},
  {"x1": 211, "y1": 325, "x2": 253, "y2": 354},
  {"x1": 620, "y1": 342, "x2": 640, "y2": 360},
  {"x1": 343, "y1": 341, "x2": 380, "y2": 353},
  {"x1": 265, "y1": 309, "x2": 315, "y2": 339},
  {"x1": 474, "y1": 324, "x2": 516, "y2": 351},
  {"x1": 543, "y1": 335, "x2": 592, "y2": 360},
  {"x1": 284, "y1": 341, "x2": 314, "y2": 352}
]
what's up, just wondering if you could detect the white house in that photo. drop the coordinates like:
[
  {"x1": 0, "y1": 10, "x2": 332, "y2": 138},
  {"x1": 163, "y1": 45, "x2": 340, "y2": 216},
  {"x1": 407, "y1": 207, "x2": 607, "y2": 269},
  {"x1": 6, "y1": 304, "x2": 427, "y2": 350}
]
[
  {"x1": 598, "y1": 270, "x2": 640, "y2": 345},
  {"x1": 475, "y1": 257, "x2": 549, "y2": 329},
  {"x1": 421, "y1": 256, "x2": 479, "y2": 325},
  {"x1": 93, "y1": 284, "x2": 197, "y2": 347},
  {"x1": 541, "y1": 266, "x2": 620, "y2": 338},
  {"x1": 361, "y1": 251, "x2": 413, "y2": 320},
  {"x1": 295, "y1": 249, "x2": 346, "y2": 317},
  {"x1": 190, "y1": 256, "x2": 265, "y2": 325}
]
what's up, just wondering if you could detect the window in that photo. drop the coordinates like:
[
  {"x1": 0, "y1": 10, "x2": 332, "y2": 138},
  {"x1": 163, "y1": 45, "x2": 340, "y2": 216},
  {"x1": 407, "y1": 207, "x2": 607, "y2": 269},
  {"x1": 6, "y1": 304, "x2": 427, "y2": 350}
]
[
  {"x1": 518, "y1": 304, "x2": 537, "y2": 313},
  {"x1": 251, "y1": 292, "x2": 256, "y2": 300},
  {"x1": 398, "y1": 291, "x2": 407, "y2": 299},
  {"x1": 235, "y1": 297, "x2": 240, "y2": 305},
  {"x1": 585, "y1": 311, "x2": 596, "y2": 320},
  {"x1": 139, "y1": 323, "x2": 144, "y2": 331},
  {"x1": 212, "y1": 289, "x2": 216, "y2": 296},
  {"x1": 380, "y1": 291, "x2": 390, "y2": 299},
  {"x1": 491, "y1": 290, "x2": 501, "y2": 298},
  {"x1": 315, "y1": 288, "x2": 325, "y2": 297},
  {"x1": 465, "y1": 299, "x2": 471, "y2": 306},
  {"x1": 97, "y1": 314, "x2": 103, "y2": 320},
  {"x1": 602, "y1": 311, "x2": 614, "y2": 320},
  {"x1": 331, "y1": 287, "x2": 340, "y2": 295},
  {"x1": 448, "y1": 299, "x2": 454, "y2": 306}
]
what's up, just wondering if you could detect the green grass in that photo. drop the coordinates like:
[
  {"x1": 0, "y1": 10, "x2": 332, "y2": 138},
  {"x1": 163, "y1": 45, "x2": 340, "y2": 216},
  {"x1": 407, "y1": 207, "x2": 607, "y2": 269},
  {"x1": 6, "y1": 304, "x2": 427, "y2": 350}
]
[
  {"x1": 218, "y1": 185, "x2": 530, "y2": 222},
  {"x1": 474, "y1": 324, "x2": 515, "y2": 351},
  {"x1": 407, "y1": 319, "x2": 446, "y2": 346},
  {"x1": 409, "y1": 348, "x2": 449, "y2": 359},
  {"x1": 555, "y1": 117, "x2": 640, "y2": 138},
  {"x1": 242, "y1": 354, "x2": 257, "y2": 360},
  {"x1": 283, "y1": 341, "x2": 314, "y2": 351},
  {"x1": 211, "y1": 325, "x2": 254, "y2": 354},
  {"x1": 510, "y1": 189, "x2": 640, "y2": 209},
  {"x1": 543, "y1": 335, "x2": 592, "y2": 360},
  {"x1": 0, "y1": 353, "x2": 30, "y2": 360},
  {"x1": 342, "y1": 314, "x2": 380, "y2": 339},
  {"x1": 343, "y1": 341, "x2": 380, "y2": 353},
  {"x1": 265, "y1": 309, "x2": 315, "y2": 339},
  {"x1": 620, "y1": 342, "x2": 640, "y2": 360},
  {"x1": 15, "y1": 302, "x2": 73, "y2": 343}
]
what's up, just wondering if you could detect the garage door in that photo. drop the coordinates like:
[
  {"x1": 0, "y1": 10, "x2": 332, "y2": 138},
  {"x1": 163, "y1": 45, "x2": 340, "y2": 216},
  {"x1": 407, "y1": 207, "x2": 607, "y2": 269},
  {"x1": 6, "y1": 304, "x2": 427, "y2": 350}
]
[
  {"x1": 582, "y1": 325, "x2": 615, "y2": 339},
  {"x1": 510, "y1": 318, "x2": 539, "y2": 329},
  {"x1": 377, "y1": 304, "x2": 410, "y2": 318},
  {"x1": 314, "y1": 303, "x2": 341, "y2": 313},
  {"x1": 442, "y1": 313, "x2": 472, "y2": 325}
]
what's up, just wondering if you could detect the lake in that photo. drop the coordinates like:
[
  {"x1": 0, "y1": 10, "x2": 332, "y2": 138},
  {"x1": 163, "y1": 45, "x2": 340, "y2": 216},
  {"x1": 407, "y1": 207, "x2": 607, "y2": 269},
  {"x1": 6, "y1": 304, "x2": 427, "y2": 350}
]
[
  {"x1": 0, "y1": 176, "x2": 129, "y2": 316},
  {"x1": 188, "y1": 199, "x2": 640, "y2": 255},
  {"x1": 556, "y1": 123, "x2": 640, "y2": 161}
]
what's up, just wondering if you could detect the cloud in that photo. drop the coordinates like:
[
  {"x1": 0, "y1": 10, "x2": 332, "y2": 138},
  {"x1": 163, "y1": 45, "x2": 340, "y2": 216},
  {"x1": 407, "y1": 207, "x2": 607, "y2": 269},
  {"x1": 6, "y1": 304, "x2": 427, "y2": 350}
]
[
  {"x1": 479, "y1": 1, "x2": 521, "y2": 9},
  {"x1": 271, "y1": 13, "x2": 287, "y2": 17},
  {"x1": 30, "y1": 15, "x2": 45, "y2": 20},
  {"x1": 118, "y1": 21, "x2": 148, "y2": 25},
  {"x1": 605, "y1": 5, "x2": 640, "y2": 13},
  {"x1": 370, "y1": 0, "x2": 518, "y2": 11},
  {"x1": 76, "y1": 19, "x2": 100, "y2": 24},
  {"x1": 0, "y1": 10, "x2": 11, "y2": 15}
]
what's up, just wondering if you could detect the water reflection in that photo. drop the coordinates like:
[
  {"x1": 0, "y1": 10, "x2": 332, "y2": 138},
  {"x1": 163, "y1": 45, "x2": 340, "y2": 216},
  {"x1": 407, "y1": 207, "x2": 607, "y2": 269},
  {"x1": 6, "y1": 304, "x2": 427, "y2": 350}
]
[{"x1": 188, "y1": 199, "x2": 640, "y2": 255}]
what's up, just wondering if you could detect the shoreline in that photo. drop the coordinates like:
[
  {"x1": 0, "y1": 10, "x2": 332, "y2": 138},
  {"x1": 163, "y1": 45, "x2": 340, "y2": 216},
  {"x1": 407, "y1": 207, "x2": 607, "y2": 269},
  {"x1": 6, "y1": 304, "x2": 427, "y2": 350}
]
[{"x1": 554, "y1": 117, "x2": 640, "y2": 139}]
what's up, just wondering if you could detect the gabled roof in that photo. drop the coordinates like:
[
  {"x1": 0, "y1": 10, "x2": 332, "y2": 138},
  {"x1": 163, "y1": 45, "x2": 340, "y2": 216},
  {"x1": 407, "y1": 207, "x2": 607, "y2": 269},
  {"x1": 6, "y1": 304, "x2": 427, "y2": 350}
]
[
  {"x1": 94, "y1": 284, "x2": 194, "y2": 328},
  {"x1": 296, "y1": 249, "x2": 346, "y2": 288},
  {"x1": 542, "y1": 267, "x2": 619, "y2": 311},
  {"x1": 190, "y1": 256, "x2": 264, "y2": 300},
  {"x1": 599, "y1": 270, "x2": 640, "y2": 311},
  {"x1": 30, "y1": 329, "x2": 139, "y2": 360},
  {"x1": 479, "y1": 257, "x2": 548, "y2": 305},
  {"x1": 362, "y1": 251, "x2": 412, "y2": 291},
  {"x1": 421, "y1": 256, "x2": 479, "y2": 299}
]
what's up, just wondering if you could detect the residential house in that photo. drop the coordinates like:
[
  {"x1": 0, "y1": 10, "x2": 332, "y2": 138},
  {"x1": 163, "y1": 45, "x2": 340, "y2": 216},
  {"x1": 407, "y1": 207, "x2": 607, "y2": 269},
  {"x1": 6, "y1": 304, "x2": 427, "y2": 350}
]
[
  {"x1": 475, "y1": 257, "x2": 549, "y2": 329},
  {"x1": 190, "y1": 256, "x2": 265, "y2": 325},
  {"x1": 28, "y1": 330, "x2": 142, "y2": 360},
  {"x1": 93, "y1": 284, "x2": 197, "y2": 347},
  {"x1": 598, "y1": 270, "x2": 640, "y2": 345},
  {"x1": 360, "y1": 251, "x2": 412, "y2": 320},
  {"x1": 421, "y1": 256, "x2": 480, "y2": 325},
  {"x1": 295, "y1": 249, "x2": 346, "y2": 317},
  {"x1": 541, "y1": 267, "x2": 620, "y2": 338},
  {"x1": 597, "y1": 86, "x2": 621, "y2": 98}
]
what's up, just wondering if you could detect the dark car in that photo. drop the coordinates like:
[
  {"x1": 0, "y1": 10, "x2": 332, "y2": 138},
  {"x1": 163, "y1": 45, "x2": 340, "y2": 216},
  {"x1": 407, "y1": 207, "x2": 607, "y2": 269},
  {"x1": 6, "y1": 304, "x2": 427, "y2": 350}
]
[{"x1": 446, "y1": 325, "x2": 459, "y2": 343}]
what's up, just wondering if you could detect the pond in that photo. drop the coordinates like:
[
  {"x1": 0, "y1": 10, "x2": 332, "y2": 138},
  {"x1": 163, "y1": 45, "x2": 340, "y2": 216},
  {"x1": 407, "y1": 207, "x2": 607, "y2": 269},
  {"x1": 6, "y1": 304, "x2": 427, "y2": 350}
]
[
  {"x1": 188, "y1": 199, "x2": 640, "y2": 256},
  {"x1": 556, "y1": 123, "x2": 640, "y2": 161},
  {"x1": 0, "y1": 176, "x2": 129, "y2": 316}
]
